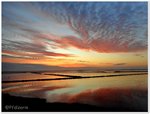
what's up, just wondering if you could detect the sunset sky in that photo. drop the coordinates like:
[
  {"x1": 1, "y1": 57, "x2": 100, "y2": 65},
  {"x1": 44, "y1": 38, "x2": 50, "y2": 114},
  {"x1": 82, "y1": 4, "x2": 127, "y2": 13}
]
[{"x1": 2, "y1": 2, "x2": 148, "y2": 68}]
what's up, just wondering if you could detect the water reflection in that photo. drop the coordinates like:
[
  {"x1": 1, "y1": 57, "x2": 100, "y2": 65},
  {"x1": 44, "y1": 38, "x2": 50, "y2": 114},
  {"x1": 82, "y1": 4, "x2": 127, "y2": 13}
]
[{"x1": 2, "y1": 71, "x2": 148, "y2": 110}]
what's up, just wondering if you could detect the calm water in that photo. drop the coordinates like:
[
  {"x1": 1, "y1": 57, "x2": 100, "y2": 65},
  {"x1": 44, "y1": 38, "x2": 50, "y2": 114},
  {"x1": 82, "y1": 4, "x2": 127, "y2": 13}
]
[{"x1": 2, "y1": 71, "x2": 148, "y2": 109}]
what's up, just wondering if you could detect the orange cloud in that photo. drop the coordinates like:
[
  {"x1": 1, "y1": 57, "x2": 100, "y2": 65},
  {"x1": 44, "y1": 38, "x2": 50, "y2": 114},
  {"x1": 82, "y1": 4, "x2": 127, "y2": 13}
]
[
  {"x1": 52, "y1": 36, "x2": 146, "y2": 53},
  {"x1": 35, "y1": 32, "x2": 147, "y2": 53}
]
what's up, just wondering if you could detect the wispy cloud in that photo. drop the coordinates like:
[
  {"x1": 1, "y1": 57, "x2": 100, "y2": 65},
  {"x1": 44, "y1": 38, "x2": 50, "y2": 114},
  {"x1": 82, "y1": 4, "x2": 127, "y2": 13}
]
[
  {"x1": 114, "y1": 63, "x2": 126, "y2": 66},
  {"x1": 2, "y1": 39, "x2": 73, "y2": 59},
  {"x1": 134, "y1": 54, "x2": 145, "y2": 58},
  {"x1": 2, "y1": 2, "x2": 147, "y2": 56},
  {"x1": 47, "y1": 35, "x2": 147, "y2": 53},
  {"x1": 34, "y1": 2, "x2": 147, "y2": 53},
  {"x1": 2, "y1": 2, "x2": 147, "y2": 63}
]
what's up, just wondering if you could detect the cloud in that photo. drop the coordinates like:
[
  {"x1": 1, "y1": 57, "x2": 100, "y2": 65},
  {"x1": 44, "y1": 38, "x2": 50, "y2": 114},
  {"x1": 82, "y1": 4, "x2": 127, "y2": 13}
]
[
  {"x1": 78, "y1": 60, "x2": 88, "y2": 63},
  {"x1": 53, "y1": 35, "x2": 146, "y2": 53},
  {"x1": 2, "y1": 39, "x2": 73, "y2": 59},
  {"x1": 34, "y1": 32, "x2": 147, "y2": 53},
  {"x1": 37, "y1": 2, "x2": 147, "y2": 53},
  {"x1": 134, "y1": 54, "x2": 144, "y2": 58},
  {"x1": 114, "y1": 63, "x2": 126, "y2": 66},
  {"x1": 2, "y1": 2, "x2": 147, "y2": 56}
]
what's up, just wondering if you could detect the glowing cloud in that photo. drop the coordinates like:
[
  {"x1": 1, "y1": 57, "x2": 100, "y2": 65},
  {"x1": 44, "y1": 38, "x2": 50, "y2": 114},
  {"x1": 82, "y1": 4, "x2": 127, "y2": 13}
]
[{"x1": 2, "y1": 2, "x2": 148, "y2": 67}]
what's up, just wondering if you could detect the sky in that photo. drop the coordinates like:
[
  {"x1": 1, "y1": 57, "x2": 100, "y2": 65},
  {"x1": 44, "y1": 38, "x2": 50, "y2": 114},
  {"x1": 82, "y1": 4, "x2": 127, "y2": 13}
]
[{"x1": 2, "y1": 2, "x2": 148, "y2": 69}]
